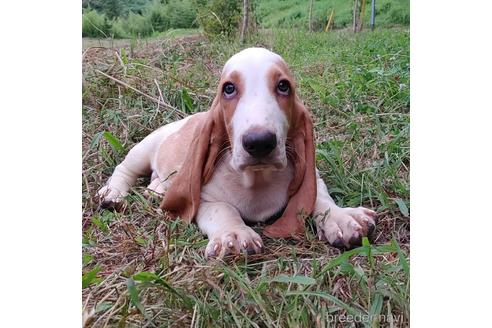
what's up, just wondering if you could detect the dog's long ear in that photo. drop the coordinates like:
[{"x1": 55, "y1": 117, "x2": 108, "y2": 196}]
[
  {"x1": 160, "y1": 96, "x2": 226, "y2": 222},
  {"x1": 263, "y1": 98, "x2": 317, "y2": 238}
]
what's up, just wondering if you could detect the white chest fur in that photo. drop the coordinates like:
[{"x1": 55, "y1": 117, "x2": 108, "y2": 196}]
[{"x1": 201, "y1": 157, "x2": 294, "y2": 222}]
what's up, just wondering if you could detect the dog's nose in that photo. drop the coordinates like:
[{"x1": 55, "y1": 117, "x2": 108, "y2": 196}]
[{"x1": 242, "y1": 130, "x2": 277, "y2": 158}]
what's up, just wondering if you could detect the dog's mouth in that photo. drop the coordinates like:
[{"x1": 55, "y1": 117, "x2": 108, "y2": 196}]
[
  {"x1": 238, "y1": 160, "x2": 286, "y2": 171},
  {"x1": 231, "y1": 144, "x2": 287, "y2": 172}
]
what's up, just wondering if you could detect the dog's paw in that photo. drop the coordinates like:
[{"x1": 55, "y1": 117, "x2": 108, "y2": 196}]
[
  {"x1": 205, "y1": 226, "x2": 264, "y2": 259},
  {"x1": 317, "y1": 207, "x2": 376, "y2": 249},
  {"x1": 96, "y1": 185, "x2": 126, "y2": 210}
]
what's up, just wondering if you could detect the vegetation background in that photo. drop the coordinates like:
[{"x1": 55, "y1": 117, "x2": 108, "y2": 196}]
[
  {"x1": 83, "y1": 0, "x2": 409, "y2": 326},
  {"x1": 82, "y1": 0, "x2": 409, "y2": 38}
]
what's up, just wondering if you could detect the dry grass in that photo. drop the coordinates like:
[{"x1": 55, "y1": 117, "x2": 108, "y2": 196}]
[{"x1": 82, "y1": 29, "x2": 409, "y2": 327}]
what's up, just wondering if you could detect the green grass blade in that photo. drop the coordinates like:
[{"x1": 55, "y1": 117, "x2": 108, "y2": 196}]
[
  {"x1": 316, "y1": 245, "x2": 370, "y2": 277},
  {"x1": 286, "y1": 291, "x2": 365, "y2": 317},
  {"x1": 369, "y1": 293, "x2": 384, "y2": 327},
  {"x1": 82, "y1": 265, "x2": 101, "y2": 289},
  {"x1": 132, "y1": 271, "x2": 195, "y2": 309},
  {"x1": 126, "y1": 277, "x2": 146, "y2": 316},
  {"x1": 103, "y1": 131, "x2": 124, "y2": 153},
  {"x1": 180, "y1": 88, "x2": 194, "y2": 113},
  {"x1": 394, "y1": 198, "x2": 409, "y2": 217},
  {"x1": 270, "y1": 274, "x2": 316, "y2": 285},
  {"x1": 392, "y1": 239, "x2": 409, "y2": 276}
]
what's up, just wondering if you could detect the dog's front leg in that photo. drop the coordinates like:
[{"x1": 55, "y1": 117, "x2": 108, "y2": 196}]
[
  {"x1": 314, "y1": 171, "x2": 377, "y2": 249},
  {"x1": 196, "y1": 201, "x2": 264, "y2": 258}
]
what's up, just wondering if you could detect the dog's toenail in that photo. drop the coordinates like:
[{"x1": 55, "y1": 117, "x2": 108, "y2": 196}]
[
  {"x1": 246, "y1": 247, "x2": 256, "y2": 255},
  {"x1": 332, "y1": 238, "x2": 345, "y2": 249}
]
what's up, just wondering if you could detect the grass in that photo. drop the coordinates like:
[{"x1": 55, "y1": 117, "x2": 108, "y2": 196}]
[
  {"x1": 256, "y1": 0, "x2": 410, "y2": 29},
  {"x1": 82, "y1": 28, "x2": 409, "y2": 327}
]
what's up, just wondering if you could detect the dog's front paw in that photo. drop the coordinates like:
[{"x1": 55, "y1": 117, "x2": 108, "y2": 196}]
[
  {"x1": 96, "y1": 185, "x2": 126, "y2": 210},
  {"x1": 205, "y1": 226, "x2": 264, "y2": 259},
  {"x1": 317, "y1": 207, "x2": 376, "y2": 249}
]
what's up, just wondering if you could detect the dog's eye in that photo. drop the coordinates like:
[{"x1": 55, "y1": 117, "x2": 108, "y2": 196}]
[
  {"x1": 223, "y1": 82, "x2": 236, "y2": 97},
  {"x1": 277, "y1": 80, "x2": 290, "y2": 95}
]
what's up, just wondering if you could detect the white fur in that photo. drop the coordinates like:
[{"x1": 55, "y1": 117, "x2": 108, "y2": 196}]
[{"x1": 97, "y1": 116, "x2": 192, "y2": 200}]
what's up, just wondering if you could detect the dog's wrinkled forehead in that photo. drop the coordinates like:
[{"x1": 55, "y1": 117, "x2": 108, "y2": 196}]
[{"x1": 222, "y1": 47, "x2": 285, "y2": 76}]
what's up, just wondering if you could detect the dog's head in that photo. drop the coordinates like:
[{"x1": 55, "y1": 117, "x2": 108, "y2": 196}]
[
  {"x1": 219, "y1": 48, "x2": 293, "y2": 172},
  {"x1": 161, "y1": 48, "x2": 316, "y2": 238}
]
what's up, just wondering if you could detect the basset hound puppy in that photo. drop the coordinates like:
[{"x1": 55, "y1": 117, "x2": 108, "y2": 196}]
[{"x1": 97, "y1": 47, "x2": 376, "y2": 258}]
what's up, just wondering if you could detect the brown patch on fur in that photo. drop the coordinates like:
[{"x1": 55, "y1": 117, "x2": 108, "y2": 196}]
[
  {"x1": 159, "y1": 71, "x2": 245, "y2": 222},
  {"x1": 155, "y1": 113, "x2": 207, "y2": 180},
  {"x1": 219, "y1": 70, "x2": 244, "y2": 144},
  {"x1": 266, "y1": 63, "x2": 297, "y2": 124}
]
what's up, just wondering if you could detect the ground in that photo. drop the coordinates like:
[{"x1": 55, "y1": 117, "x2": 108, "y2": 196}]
[{"x1": 82, "y1": 28, "x2": 409, "y2": 327}]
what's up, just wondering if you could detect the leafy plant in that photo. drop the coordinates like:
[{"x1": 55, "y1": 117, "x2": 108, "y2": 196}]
[
  {"x1": 82, "y1": 9, "x2": 112, "y2": 38},
  {"x1": 195, "y1": 0, "x2": 241, "y2": 39},
  {"x1": 82, "y1": 266, "x2": 102, "y2": 288}
]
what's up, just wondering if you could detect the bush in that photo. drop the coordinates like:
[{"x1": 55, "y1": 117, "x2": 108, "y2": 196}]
[
  {"x1": 110, "y1": 17, "x2": 129, "y2": 38},
  {"x1": 126, "y1": 11, "x2": 154, "y2": 37},
  {"x1": 82, "y1": 9, "x2": 112, "y2": 38},
  {"x1": 83, "y1": 0, "x2": 198, "y2": 39},
  {"x1": 389, "y1": 8, "x2": 410, "y2": 25},
  {"x1": 146, "y1": 0, "x2": 170, "y2": 33},
  {"x1": 378, "y1": 2, "x2": 392, "y2": 15},
  {"x1": 166, "y1": 0, "x2": 197, "y2": 29},
  {"x1": 195, "y1": 0, "x2": 241, "y2": 39},
  {"x1": 103, "y1": 0, "x2": 122, "y2": 20}
]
